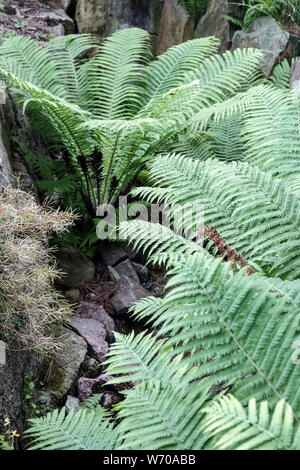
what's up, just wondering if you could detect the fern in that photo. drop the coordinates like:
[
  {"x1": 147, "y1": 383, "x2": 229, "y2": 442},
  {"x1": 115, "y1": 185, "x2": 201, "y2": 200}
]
[
  {"x1": 132, "y1": 153, "x2": 300, "y2": 279},
  {"x1": 26, "y1": 406, "x2": 119, "y2": 450},
  {"x1": 0, "y1": 32, "x2": 262, "y2": 210},
  {"x1": 201, "y1": 395, "x2": 300, "y2": 450}
]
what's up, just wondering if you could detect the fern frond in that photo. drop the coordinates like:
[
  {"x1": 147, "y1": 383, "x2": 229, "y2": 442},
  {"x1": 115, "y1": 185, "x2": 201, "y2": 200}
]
[
  {"x1": 82, "y1": 28, "x2": 151, "y2": 119},
  {"x1": 138, "y1": 153, "x2": 300, "y2": 279},
  {"x1": 141, "y1": 36, "x2": 218, "y2": 107},
  {"x1": 116, "y1": 380, "x2": 209, "y2": 450},
  {"x1": 201, "y1": 395, "x2": 300, "y2": 450},
  {"x1": 269, "y1": 59, "x2": 295, "y2": 89},
  {"x1": 125, "y1": 248, "x2": 300, "y2": 416},
  {"x1": 242, "y1": 85, "x2": 300, "y2": 186},
  {"x1": 48, "y1": 34, "x2": 99, "y2": 105},
  {"x1": 26, "y1": 406, "x2": 119, "y2": 450},
  {"x1": 0, "y1": 36, "x2": 64, "y2": 97}
]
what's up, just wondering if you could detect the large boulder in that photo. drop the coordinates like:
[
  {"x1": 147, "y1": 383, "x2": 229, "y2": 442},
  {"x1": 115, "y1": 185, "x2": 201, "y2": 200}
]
[
  {"x1": 0, "y1": 343, "x2": 42, "y2": 443},
  {"x1": 231, "y1": 16, "x2": 290, "y2": 77},
  {"x1": 157, "y1": 0, "x2": 195, "y2": 55},
  {"x1": 76, "y1": 0, "x2": 109, "y2": 36},
  {"x1": 33, "y1": 328, "x2": 87, "y2": 414},
  {"x1": 194, "y1": 0, "x2": 234, "y2": 53},
  {"x1": 56, "y1": 245, "x2": 96, "y2": 288}
]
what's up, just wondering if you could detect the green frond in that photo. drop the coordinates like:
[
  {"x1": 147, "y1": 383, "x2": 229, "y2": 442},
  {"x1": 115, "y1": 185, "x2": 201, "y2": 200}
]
[
  {"x1": 126, "y1": 247, "x2": 300, "y2": 416},
  {"x1": 48, "y1": 34, "x2": 99, "y2": 105},
  {"x1": 209, "y1": 114, "x2": 245, "y2": 161},
  {"x1": 115, "y1": 381, "x2": 209, "y2": 450},
  {"x1": 269, "y1": 59, "x2": 295, "y2": 89},
  {"x1": 201, "y1": 395, "x2": 300, "y2": 450},
  {"x1": 242, "y1": 85, "x2": 300, "y2": 186},
  {"x1": 138, "y1": 153, "x2": 300, "y2": 279},
  {"x1": 119, "y1": 220, "x2": 204, "y2": 266},
  {"x1": 0, "y1": 35, "x2": 64, "y2": 97},
  {"x1": 26, "y1": 406, "x2": 119, "y2": 450},
  {"x1": 82, "y1": 28, "x2": 151, "y2": 119},
  {"x1": 104, "y1": 331, "x2": 193, "y2": 386},
  {"x1": 141, "y1": 36, "x2": 219, "y2": 107}
]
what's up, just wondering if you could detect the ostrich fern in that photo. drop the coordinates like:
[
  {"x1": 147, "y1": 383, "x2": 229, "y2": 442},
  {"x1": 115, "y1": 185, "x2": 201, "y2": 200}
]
[{"x1": 0, "y1": 30, "x2": 262, "y2": 212}]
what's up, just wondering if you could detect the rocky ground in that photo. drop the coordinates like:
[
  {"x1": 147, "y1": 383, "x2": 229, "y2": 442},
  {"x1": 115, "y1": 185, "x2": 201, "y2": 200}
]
[
  {"x1": 32, "y1": 241, "x2": 167, "y2": 417},
  {"x1": 0, "y1": 0, "x2": 74, "y2": 41}
]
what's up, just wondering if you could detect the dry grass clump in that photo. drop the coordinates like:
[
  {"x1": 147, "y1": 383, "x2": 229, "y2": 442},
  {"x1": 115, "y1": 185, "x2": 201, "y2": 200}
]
[{"x1": 0, "y1": 188, "x2": 75, "y2": 355}]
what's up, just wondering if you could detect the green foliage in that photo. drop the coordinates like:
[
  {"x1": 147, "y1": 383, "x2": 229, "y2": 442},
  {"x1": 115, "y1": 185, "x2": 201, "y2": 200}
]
[
  {"x1": 0, "y1": 30, "x2": 262, "y2": 212},
  {"x1": 26, "y1": 406, "x2": 119, "y2": 450},
  {"x1": 226, "y1": 0, "x2": 300, "y2": 29},
  {"x1": 177, "y1": 0, "x2": 209, "y2": 22},
  {"x1": 201, "y1": 395, "x2": 300, "y2": 450}
]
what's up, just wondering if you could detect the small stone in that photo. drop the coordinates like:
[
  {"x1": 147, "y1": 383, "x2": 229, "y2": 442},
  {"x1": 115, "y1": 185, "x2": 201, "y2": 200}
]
[
  {"x1": 132, "y1": 262, "x2": 149, "y2": 283},
  {"x1": 99, "y1": 242, "x2": 127, "y2": 267},
  {"x1": 77, "y1": 301, "x2": 115, "y2": 335},
  {"x1": 65, "y1": 395, "x2": 80, "y2": 414},
  {"x1": 69, "y1": 317, "x2": 108, "y2": 361},
  {"x1": 108, "y1": 265, "x2": 120, "y2": 283},
  {"x1": 111, "y1": 276, "x2": 151, "y2": 316},
  {"x1": 114, "y1": 259, "x2": 140, "y2": 283}
]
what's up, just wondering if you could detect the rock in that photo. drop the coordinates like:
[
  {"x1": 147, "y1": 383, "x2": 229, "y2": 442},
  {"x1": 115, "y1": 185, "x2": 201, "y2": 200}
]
[
  {"x1": 99, "y1": 242, "x2": 127, "y2": 267},
  {"x1": 56, "y1": 245, "x2": 96, "y2": 288},
  {"x1": 132, "y1": 262, "x2": 149, "y2": 283},
  {"x1": 77, "y1": 301, "x2": 115, "y2": 335},
  {"x1": 69, "y1": 317, "x2": 108, "y2": 361},
  {"x1": 0, "y1": 342, "x2": 42, "y2": 441},
  {"x1": 111, "y1": 275, "x2": 151, "y2": 316},
  {"x1": 290, "y1": 58, "x2": 300, "y2": 90},
  {"x1": 64, "y1": 288, "x2": 81, "y2": 302},
  {"x1": 157, "y1": 0, "x2": 195, "y2": 55},
  {"x1": 33, "y1": 328, "x2": 87, "y2": 414},
  {"x1": 231, "y1": 16, "x2": 290, "y2": 77},
  {"x1": 78, "y1": 374, "x2": 114, "y2": 401},
  {"x1": 37, "y1": 8, "x2": 74, "y2": 35},
  {"x1": 114, "y1": 259, "x2": 140, "y2": 283},
  {"x1": 76, "y1": 0, "x2": 109, "y2": 36},
  {"x1": 146, "y1": 0, "x2": 164, "y2": 35},
  {"x1": 108, "y1": 265, "x2": 121, "y2": 283},
  {"x1": 0, "y1": 104, "x2": 13, "y2": 188},
  {"x1": 194, "y1": 0, "x2": 231, "y2": 54},
  {"x1": 65, "y1": 395, "x2": 80, "y2": 413}
]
